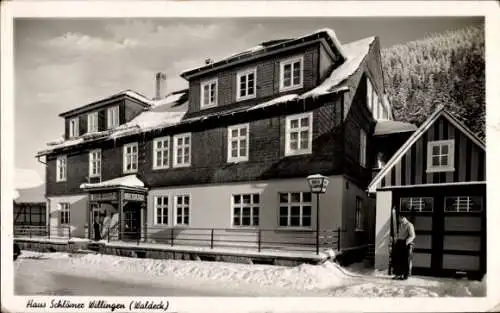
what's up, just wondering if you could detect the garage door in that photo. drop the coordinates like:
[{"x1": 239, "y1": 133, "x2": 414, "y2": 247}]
[
  {"x1": 442, "y1": 196, "x2": 483, "y2": 273},
  {"x1": 398, "y1": 195, "x2": 485, "y2": 276}
]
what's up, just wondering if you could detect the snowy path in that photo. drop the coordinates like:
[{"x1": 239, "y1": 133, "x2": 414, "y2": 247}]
[{"x1": 14, "y1": 251, "x2": 484, "y2": 297}]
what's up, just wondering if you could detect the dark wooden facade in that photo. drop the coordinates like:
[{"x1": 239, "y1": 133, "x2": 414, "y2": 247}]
[{"x1": 379, "y1": 115, "x2": 486, "y2": 189}]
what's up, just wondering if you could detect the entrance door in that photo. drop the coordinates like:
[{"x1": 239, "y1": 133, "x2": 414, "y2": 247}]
[{"x1": 123, "y1": 204, "x2": 141, "y2": 241}]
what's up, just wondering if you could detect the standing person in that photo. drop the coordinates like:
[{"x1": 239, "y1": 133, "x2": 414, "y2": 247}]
[
  {"x1": 93, "y1": 219, "x2": 101, "y2": 241},
  {"x1": 393, "y1": 214, "x2": 416, "y2": 280}
]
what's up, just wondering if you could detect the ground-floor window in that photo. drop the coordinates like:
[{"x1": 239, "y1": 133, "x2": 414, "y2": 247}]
[
  {"x1": 232, "y1": 193, "x2": 260, "y2": 227},
  {"x1": 175, "y1": 195, "x2": 190, "y2": 225},
  {"x1": 400, "y1": 197, "x2": 434, "y2": 212},
  {"x1": 14, "y1": 205, "x2": 46, "y2": 226},
  {"x1": 444, "y1": 196, "x2": 483, "y2": 212},
  {"x1": 355, "y1": 197, "x2": 364, "y2": 230},
  {"x1": 279, "y1": 192, "x2": 312, "y2": 227},
  {"x1": 59, "y1": 203, "x2": 70, "y2": 225},
  {"x1": 154, "y1": 196, "x2": 169, "y2": 225}
]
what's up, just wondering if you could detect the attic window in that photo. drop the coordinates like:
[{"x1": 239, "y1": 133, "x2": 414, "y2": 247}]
[
  {"x1": 280, "y1": 56, "x2": 303, "y2": 92},
  {"x1": 237, "y1": 69, "x2": 256, "y2": 101},
  {"x1": 427, "y1": 140, "x2": 455, "y2": 173},
  {"x1": 69, "y1": 118, "x2": 79, "y2": 138},
  {"x1": 200, "y1": 78, "x2": 218, "y2": 108}
]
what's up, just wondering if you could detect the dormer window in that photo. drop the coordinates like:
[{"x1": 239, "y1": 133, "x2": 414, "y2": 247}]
[
  {"x1": 200, "y1": 79, "x2": 218, "y2": 108},
  {"x1": 236, "y1": 68, "x2": 256, "y2": 101},
  {"x1": 87, "y1": 112, "x2": 98, "y2": 133},
  {"x1": 107, "y1": 106, "x2": 119, "y2": 129},
  {"x1": 280, "y1": 56, "x2": 303, "y2": 92},
  {"x1": 69, "y1": 118, "x2": 79, "y2": 138}
]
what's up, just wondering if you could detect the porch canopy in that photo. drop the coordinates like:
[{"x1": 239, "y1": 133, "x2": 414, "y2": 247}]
[{"x1": 80, "y1": 175, "x2": 148, "y2": 240}]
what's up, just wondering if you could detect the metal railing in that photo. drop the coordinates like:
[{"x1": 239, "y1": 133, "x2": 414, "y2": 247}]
[
  {"x1": 14, "y1": 225, "x2": 72, "y2": 240},
  {"x1": 107, "y1": 226, "x2": 342, "y2": 254}
]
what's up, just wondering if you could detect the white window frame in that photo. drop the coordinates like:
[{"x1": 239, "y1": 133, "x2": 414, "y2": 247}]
[
  {"x1": 69, "y1": 117, "x2": 79, "y2": 138},
  {"x1": 285, "y1": 112, "x2": 313, "y2": 156},
  {"x1": 426, "y1": 139, "x2": 455, "y2": 173},
  {"x1": 174, "y1": 195, "x2": 190, "y2": 226},
  {"x1": 122, "y1": 142, "x2": 138, "y2": 174},
  {"x1": 232, "y1": 193, "x2": 260, "y2": 227},
  {"x1": 173, "y1": 133, "x2": 191, "y2": 168},
  {"x1": 59, "y1": 203, "x2": 70, "y2": 225},
  {"x1": 366, "y1": 77, "x2": 373, "y2": 112},
  {"x1": 444, "y1": 196, "x2": 483, "y2": 213},
  {"x1": 200, "y1": 78, "x2": 218, "y2": 108},
  {"x1": 87, "y1": 112, "x2": 98, "y2": 133},
  {"x1": 227, "y1": 123, "x2": 249, "y2": 163},
  {"x1": 154, "y1": 195, "x2": 169, "y2": 225},
  {"x1": 355, "y1": 197, "x2": 364, "y2": 231},
  {"x1": 280, "y1": 55, "x2": 304, "y2": 92},
  {"x1": 56, "y1": 155, "x2": 67, "y2": 182},
  {"x1": 400, "y1": 197, "x2": 434, "y2": 212},
  {"x1": 360, "y1": 129, "x2": 367, "y2": 167},
  {"x1": 88, "y1": 149, "x2": 101, "y2": 178},
  {"x1": 278, "y1": 192, "x2": 313, "y2": 228},
  {"x1": 153, "y1": 136, "x2": 170, "y2": 170},
  {"x1": 107, "y1": 106, "x2": 119, "y2": 129},
  {"x1": 236, "y1": 68, "x2": 257, "y2": 101}
]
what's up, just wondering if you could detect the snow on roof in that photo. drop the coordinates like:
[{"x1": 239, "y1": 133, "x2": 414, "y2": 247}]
[
  {"x1": 374, "y1": 120, "x2": 417, "y2": 136},
  {"x1": 300, "y1": 36, "x2": 375, "y2": 99},
  {"x1": 248, "y1": 94, "x2": 299, "y2": 111},
  {"x1": 80, "y1": 175, "x2": 145, "y2": 190},
  {"x1": 182, "y1": 28, "x2": 347, "y2": 75},
  {"x1": 14, "y1": 184, "x2": 45, "y2": 203}
]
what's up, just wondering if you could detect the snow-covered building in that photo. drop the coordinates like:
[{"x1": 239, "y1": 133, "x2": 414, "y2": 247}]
[{"x1": 36, "y1": 28, "x2": 393, "y2": 255}]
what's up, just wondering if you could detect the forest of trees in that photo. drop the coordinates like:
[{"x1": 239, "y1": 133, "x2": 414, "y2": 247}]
[{"x1": 381, "y1": 25, "x2": 485, "y2": 139}]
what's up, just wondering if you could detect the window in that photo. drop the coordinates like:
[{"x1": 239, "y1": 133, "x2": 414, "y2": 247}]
[
  {"x1": 107, "y1": 106, "x2": 119, "y2": 129},
  {"x1": 173, "y1": 133, "x2": 191, "y2": 167},
  {"x1": 69, "y1": 118, "x2": 79, "y2": 138},
  {"x1": 355, "y1": 197, "x2": 364, "y2": 231},
  {"x1": 153, "y1": 137, "x2": 170, "y2": 169},
  {"x1": 59, "y1": 203, "x2": 70, "y2": 225},
  {"x1": 237, "y1": 69, "x2": 256, "y2": 101},
  {"x1": 56, "y1": 155, "x2": 67, "y2": 182},
  {"x1": 200, "y1": 79, "x2": 218, "y2": 108},
  {"x1": 360, "y1": 129, "x2": 367, "y2": 167},
  {"x1": 400, "y1": 197, "x2": 434, "y2": 212},
  {"x1": 227, "y1": 124, "x2": 249, "y2": 163},
  {"x1": 87, "y1": 112, "x2": 98, "y2": 133},
  {"x1": 427, "y1": 140, "x2": 455, "y2": 172},
  {"x1": 279, "y1": 192, "x2": 312, "y2": 227},
  {"x1": 123, "y1": 142, "x2": 138, "y2": 173},
  {"x1": 373, "y1": 92, "x2": 379, "y2": 119},
  {"x1": 280, "y1": 56, "x2": 303, "y2": 91},
  {"x1": 444, "y1": 196, "x2": 483, "y2": 213},
  {"x1": 285, "y1": 112, "x2": 313, "y2": 156},
  {"x1": 154, "y1": 196, "x2": 169, "y2": 225},
  {"x1": 366, "y1": 77, "x2": 373, "y2": 112},
  {"x1": 89, "y1": 149, "x2": 101, "y2": 178},
  {"x1": 232, "y1": 194, "x2": 260, "y2": 227},
  {"x1": 175, "y1": 195, "x2": 190, "y2": 226}
]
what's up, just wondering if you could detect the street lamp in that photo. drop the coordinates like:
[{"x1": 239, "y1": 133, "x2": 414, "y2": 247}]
[{"x1": 306, "y1": 174, "x2": 330, "y2": 255}]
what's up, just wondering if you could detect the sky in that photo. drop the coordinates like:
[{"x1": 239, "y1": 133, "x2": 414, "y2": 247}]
[{"x1": 14, "y1": 17, "x2": 484, "y2": 186}]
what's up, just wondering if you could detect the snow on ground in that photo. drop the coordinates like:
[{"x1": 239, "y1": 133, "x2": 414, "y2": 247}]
[{"x1": 15, "y1": 250, "x2": 485, "y2": 297}]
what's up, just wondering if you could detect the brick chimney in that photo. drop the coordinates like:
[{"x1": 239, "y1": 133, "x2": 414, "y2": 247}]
[{"x1": 154, "y1": 72, "x2": 167, "y2": 100}]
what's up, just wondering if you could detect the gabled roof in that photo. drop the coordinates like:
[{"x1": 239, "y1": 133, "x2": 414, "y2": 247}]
[
  {"x1": 181, "y1": 28, "x2": 347, "y2": 80},
  {"x1": 368, "y1": 106, "x2": 485, "y2": 193}
]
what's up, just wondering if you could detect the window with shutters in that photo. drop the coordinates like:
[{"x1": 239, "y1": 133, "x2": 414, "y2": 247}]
[
  {"x1": 427, "y1": 140, "x2": 455, "y2": 172},
  {"x1": 280, "y1": 56, "x2": 303, "y2": 91}
]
